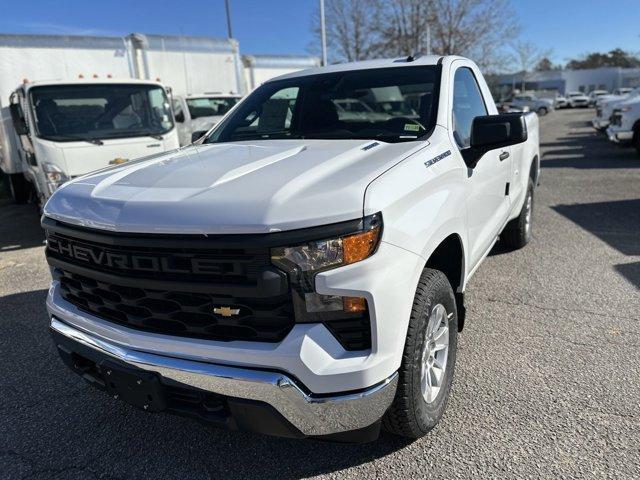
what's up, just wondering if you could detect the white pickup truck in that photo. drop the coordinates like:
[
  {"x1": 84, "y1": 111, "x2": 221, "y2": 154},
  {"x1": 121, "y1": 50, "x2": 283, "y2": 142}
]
[
  {"x1": 172, "y1": 93, "x2": 242, "y2": 146},
  {"x1": 43, "y1": 55, "x2": 539, "y2": 442},
  {"x1": 607, "y1": 96, "x2": 640, "y2": 154}
]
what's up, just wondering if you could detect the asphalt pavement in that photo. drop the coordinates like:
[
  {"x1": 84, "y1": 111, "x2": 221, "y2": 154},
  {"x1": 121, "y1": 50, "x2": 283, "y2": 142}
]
[{"x1": 1, "y1": 109, "x2": 639, "y2": 479}]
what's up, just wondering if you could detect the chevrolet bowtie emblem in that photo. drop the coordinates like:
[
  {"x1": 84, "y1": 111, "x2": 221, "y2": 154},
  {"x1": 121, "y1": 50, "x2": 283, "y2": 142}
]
[
  {"x1": 109, "y1": 157, "x2": 129, "y2": 165},
  {"x1": 213, "y1": 306, "x2": 240, "y2": 317}
]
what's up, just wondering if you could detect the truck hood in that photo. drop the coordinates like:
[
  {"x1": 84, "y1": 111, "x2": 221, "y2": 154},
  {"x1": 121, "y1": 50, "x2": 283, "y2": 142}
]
[{"x1": 44, "y1": 139, "x2": 426, "y2": 234}]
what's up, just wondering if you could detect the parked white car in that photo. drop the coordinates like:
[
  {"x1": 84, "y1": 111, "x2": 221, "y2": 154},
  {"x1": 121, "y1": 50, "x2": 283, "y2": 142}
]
[
  {"x1": 588, "y1": 90, "x2": 609, "y2": 107},
  {"x1": 566, "y1": 91, "x2": 589, "y2": 108},
  {"x1": 172, "y1": 93, "x2": 242, "y2": 145},
  {"x1": 607, "y1": 97, "x2": 640, "y2": 154},
  {"x1": 43, "y1": 55, "x2": 540, "y2": 442},
  {"x1": 554, "y1": 94, "x2": 568, "y2": 109}
]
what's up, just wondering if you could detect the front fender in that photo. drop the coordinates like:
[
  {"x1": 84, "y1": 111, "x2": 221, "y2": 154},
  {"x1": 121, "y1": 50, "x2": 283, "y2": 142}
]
[{"x1": 363, "y1": 129, "x2": 469, "y2": 289}]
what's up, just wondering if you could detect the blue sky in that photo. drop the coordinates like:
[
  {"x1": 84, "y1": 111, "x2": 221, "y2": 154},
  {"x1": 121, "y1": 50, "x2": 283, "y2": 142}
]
[{"x1": 1, "y1": 0, "x2": 638, "y2": 65}]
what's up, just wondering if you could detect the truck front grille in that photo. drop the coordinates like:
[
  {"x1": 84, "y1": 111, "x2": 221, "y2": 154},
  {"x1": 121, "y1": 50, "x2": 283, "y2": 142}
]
[
  {"x1": 58, "y1": 269, "x2": 294, "y2": 342},
  {"x1": 44, "y1": 217, "x2": 373, "y2": 350}
]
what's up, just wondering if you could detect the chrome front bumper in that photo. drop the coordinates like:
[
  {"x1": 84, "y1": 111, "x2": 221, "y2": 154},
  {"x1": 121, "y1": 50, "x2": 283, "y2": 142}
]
[
  {"x1": 50, "y1": 318, "x2": 398, "y2": 436},
  {"x1": 607, "y1": 127, "x2": 634, "y2": 143}
]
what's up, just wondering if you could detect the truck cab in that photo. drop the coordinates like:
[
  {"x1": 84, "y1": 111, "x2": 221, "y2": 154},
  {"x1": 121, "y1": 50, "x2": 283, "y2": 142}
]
[
  {"x1": 172, "y1": 93, "x2": 242, "y2": 145},
  {"x1": 1, "y1": 79, "x2": 179, "y2": 206}
]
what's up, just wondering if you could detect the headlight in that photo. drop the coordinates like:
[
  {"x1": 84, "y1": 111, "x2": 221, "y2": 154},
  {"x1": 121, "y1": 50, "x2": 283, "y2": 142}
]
[
  {"x1": 42, "y1": 162, "x2": 68, "y2": 193},
  {"x1": 271, "y1": 225, "x2": 381, "y2": 273},
  {"x1": 271, "y1": 214, "x2": 382, "y2": 320}
]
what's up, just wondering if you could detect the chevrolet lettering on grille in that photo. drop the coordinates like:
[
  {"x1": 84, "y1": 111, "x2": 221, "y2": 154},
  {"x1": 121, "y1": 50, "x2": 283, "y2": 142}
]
[{"x1": 47, "y1": 236, "x2": 232, "y2": 276}]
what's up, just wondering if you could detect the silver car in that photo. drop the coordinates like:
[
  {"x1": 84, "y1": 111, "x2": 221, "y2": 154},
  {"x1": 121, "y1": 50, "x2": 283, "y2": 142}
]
[{"x1": 510, "y1": 94, "x2": 554, "y2": 115}]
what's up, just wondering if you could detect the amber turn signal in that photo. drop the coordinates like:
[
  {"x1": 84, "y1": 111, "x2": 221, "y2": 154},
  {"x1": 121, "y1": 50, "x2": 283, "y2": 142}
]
[
  {"x1": 343, "y1": 227, "x2": 381, "y2": 265},
  {"x1": 344, "y1": 296, "x2": 367, "y2": 313}
]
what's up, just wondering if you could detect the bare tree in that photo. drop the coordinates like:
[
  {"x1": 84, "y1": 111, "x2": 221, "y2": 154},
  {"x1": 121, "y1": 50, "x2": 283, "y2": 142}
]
[
  {"x1": 373, "y1": 0, "x2": 518, "y2": 71},
  {"x1": 310, "y1": 0, "x2": 380, "y2": 63},
  {"x1": 510, "y1": 41, "x2": 552, "y2": 91},
  {"x1": 375, "y1": 0, "x2": 432, "y2": 57},
  {"x1": 310, "y1": 0, "x2": 519, "y2": 72}
]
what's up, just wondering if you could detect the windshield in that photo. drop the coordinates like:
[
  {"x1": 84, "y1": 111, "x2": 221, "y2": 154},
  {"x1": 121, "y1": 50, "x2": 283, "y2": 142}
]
[
  {"x1": 205, "y1": 66, "x2": 440, "y2": 144},
  {"x1": 186, "y1": 97, "x2": 239, "y2": 119},
  {"x1": 30, "y1": 84, "x2": 174, "y2": 141}
]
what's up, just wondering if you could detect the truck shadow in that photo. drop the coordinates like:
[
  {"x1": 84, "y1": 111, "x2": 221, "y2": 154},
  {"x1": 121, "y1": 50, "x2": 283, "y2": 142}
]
[
  {"x1": 552, "y1": 199, "x2": 640, "y2": 257},
  {"x1": 540, "y1": 130, "x2": 639, "y2": 170},
  {"x1": 1, "y1": 289, "x2": 413, "y2": 479},
  {"x1": 0, "y1": 201, "x2": 45, "y2": 252},
  {"x1": 614, "y1": 261, "x2": 640, "y2": 291}
]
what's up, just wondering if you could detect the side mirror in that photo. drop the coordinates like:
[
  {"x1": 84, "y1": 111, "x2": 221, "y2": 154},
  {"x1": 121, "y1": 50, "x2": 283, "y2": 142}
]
[
  {"x1": 463, "y1": 113, "x2": 528, "y2": 168},
  {"x1": 9, "y1": 103, "x2": 28, "y2": 135},
  {"x1": 191, "y1": 130, "x2": 207, "y2": 143},
  {"x1": 175, "y1": 111, "x2": 185, "y2": 123}
]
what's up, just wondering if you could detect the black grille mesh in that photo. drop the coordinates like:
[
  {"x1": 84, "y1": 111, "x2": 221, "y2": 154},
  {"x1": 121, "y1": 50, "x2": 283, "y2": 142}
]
[{"x1": 59, "y1": 270, "x2": 294, "y2": 342}]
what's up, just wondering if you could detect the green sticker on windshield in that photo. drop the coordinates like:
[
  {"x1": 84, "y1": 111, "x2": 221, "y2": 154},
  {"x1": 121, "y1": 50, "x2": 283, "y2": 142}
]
[{"x1": 404, "y1": 123, "x2": 420, "y2": 132}]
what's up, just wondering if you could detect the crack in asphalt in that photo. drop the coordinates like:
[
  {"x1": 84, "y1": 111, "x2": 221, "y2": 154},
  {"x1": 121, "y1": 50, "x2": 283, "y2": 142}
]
[{"x1": 477, "y1": 295, "x2": 640, "y2": 324}]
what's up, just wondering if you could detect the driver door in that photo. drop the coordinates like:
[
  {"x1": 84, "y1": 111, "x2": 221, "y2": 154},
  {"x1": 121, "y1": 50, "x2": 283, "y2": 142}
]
[{"x1": 450, "y1": 66, "x2": 512, "y2": 268}]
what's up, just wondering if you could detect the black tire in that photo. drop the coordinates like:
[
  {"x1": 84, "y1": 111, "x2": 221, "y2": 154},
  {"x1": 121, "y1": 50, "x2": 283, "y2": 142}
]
[
  {"x1": 7, "y1": 173, "x2": 29, "y2": 204},
  {"x1": 633, "y1": 128, "x2": 640, "y2": 157},
  {"x1": 383, "y1": 268, "x2": 458, "y2": 439},
  {"x1": 537, "y1": 106, "x2": 548, "y2": 116},
  {"x1": 501, "y1": 178, "x2": 534, "y2": 249}
]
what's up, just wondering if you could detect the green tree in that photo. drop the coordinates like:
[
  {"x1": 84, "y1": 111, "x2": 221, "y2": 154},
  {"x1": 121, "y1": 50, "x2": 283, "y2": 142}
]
[
  {"x1": 535, "y1": 57, "x2": 561, "y2": 71},
  {"x1": 566, "y1": 49, "x2": 640, "y2": 69}
]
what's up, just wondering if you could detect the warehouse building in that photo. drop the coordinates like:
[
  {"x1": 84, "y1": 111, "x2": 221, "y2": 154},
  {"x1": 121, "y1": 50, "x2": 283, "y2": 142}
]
[{"x1": 495, "y1": 67, "x2": 640, "y2": 97}]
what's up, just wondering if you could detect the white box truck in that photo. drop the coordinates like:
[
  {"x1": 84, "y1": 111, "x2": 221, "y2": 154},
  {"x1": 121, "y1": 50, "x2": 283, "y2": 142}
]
[
  {"x1": 126, "y1": 34, "x2": 245, "y2": 97},
  {"x1": 0, "y1": 34, "x2": 179, "y2": 207},
  {"x1": 242, "y1": 55, "x2": 320, "y2": 92}
]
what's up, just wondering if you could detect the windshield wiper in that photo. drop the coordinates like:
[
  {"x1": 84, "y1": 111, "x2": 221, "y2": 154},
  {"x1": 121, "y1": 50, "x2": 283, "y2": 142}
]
[
  {"x1": 46, "y1": 135, "x2": 104, "y2": 145},
  {"x1": 149, "y1": 134, "x2": 163, "y2": 140}
]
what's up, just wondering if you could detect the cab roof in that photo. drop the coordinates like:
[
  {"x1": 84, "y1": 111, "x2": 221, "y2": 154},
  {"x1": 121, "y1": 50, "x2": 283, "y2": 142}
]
[
  {"x1": 266, "y1": 55, "x2": 458, "y2": 83},
  {"x1": 21, "y1": 78, "x2": 166, "y2": 91}
]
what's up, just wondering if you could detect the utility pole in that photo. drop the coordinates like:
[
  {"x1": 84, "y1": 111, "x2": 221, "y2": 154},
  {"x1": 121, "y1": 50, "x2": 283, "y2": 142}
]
[
  {"x1": 319, "y1": 0, "x2": 328, "y2": 66},
  {"x1": 225, "y1": 0, "x2": 233, "y2": 39},
  {"x1": 426, "y1": 23, "x2": 431, "y2": 55}
]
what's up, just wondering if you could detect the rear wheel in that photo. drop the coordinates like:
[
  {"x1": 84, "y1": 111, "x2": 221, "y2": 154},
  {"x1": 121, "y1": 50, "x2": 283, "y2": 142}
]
[
  {"x1": 383, "y1": 268, "x2": 458, "y2": 438},
  {"x1": 501, "y1": 178, "x2": 534, "y2": 249},
  {"x1": 7, "y1": 173, "x2": 30, "y2": 204}
]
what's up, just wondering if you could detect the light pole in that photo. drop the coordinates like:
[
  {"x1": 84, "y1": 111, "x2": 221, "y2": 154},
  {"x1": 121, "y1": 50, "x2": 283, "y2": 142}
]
[
  {"x1": 319, "y1": 0, "x2": 328, "y2": 66},
  {"x1": 225, "y1": 0, "x2": 233, "y2": 39}
]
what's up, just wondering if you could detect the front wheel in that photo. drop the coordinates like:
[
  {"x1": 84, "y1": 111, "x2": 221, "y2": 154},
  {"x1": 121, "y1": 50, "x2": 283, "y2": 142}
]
[
  {"x1": 383, "y1": 268, "x2": 458, "y2": 438},
  {"x1": 537, "y1": 106, "x2": 548, "y2": 116},
  {"x1": 7, "y1": 173, "x2": 30, "y2": 204},
  {"x1": 633, "y1": 128, "x2": 640, "y2": 157}
]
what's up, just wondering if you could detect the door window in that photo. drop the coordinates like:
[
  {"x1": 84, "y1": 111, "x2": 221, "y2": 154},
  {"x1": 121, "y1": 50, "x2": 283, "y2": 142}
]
[{"x1": 452, "y1": 68, "x2": 487, "y2": 149}]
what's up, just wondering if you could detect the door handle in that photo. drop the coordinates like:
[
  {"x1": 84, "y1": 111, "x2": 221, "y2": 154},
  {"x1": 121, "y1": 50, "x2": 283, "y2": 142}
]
[{"x1": 499, "y1": 151, "x2": 510, "y2": 161}]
